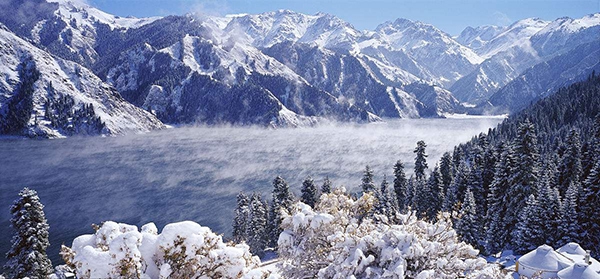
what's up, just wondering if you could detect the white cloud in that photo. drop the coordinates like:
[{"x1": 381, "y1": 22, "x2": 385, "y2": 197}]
[{"x1": 493, "y1": 11, "x2": 512, "y2": 26}]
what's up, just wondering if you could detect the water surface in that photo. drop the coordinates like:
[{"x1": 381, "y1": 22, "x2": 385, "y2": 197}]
[{"x1": 0, "y1": 117, "x2": 503, "y2": 265}]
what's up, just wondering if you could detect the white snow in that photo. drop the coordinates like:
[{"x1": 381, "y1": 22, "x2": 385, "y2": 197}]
[{"x1": 63, "y1": 221, "x2": 276, "y2": 279}]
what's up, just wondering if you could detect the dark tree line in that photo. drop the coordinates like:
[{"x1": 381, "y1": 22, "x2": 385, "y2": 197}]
[
  {"x1": 43, "y1": 83, "x2": 106, "y2": 136},
  {"x1": 0, "y1": 57, "x2": 39, "y2": 134}
]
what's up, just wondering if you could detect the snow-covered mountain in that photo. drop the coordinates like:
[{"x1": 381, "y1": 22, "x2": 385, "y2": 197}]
[
  {"x1": 361, "y1": 18, "x2": 483, "y2": 88},
  {"x1": 486, "y1": 40, "x2": 600, "y2": 113},
  {"x1": 0, "y1": 0, "x2": 597, "y2": 132},
  {"x1": 455, "y1": 25, "x2": 506, "y2": 52},
  {"x1": 452, "y1": 15, "x2": 600, "y2": 105},
  {"x1": 0, "y1": 24, "x2": 164, "y2": 138}
]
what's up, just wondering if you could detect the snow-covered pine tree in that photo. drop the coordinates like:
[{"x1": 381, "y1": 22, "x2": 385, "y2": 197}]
[
  {"x1": 413, "y1": 140, "x2": 428, "y2": 181},
  {"x1": 537, "y1": 180, "x2": 562, "y2": 246},
  {"x1": 444, "y1": 161, "x2": 469, "y2": 212},
  {"x1": 268, "y1": 176, "x2": 294, "y2": 247},
  {"x1": 559, "y1": 181, "x2": 581, "y2": 246},
  {"x1": 4, "y1": 188, "x2": 53, "y2": 279},
  {"x1": 485, "y1": 141, "x2": 513, "y2": 254},
  {"x1": 580, "y1": 157, "x2": 600, "y2": 257},
  {"x1": 558, "y1": 129, "x2": 582, "y2": 196},
  {"x1": 439, "y1": 152, "x2": 454, "y2": 198},
  {"x1": 508, "y1": 120, "x2": 540, "y2": 248},
  {"x1": 360, "y1": 165, "x2": 376, "y2": 193},
  {"x1": 479, "y1": 134, "x2": 496, "y2": 205},
  {"x1": 374, "y1": 175, "x2": 396, "y2": 222},
  {"x1": 247, "y1": 193, "x2": 268, "y2": 257},
  {"x1": 426, "y1": 166, "x2": 444, "y2": 220},
  {"x1": 392, "y1": 160, "x2": 408, "y2": 212},
  {"x1": 321, "y1": 177, "x2": 332, "y2": 194},
  {"x1": 413, "y1": 178, "x2": 435, "y2": 221},
  {"x1": 300, "y1": 177, "x2": 319, "y2": 208},
  {"x1": 232, "y1": 192, "x2": 250, "y2": 243},
  {"x1": 456, "y1": 188, "x2": 481, "y2": 250},
  {"x1": 514, "y1": 194, "x2": 544, "y2": 253}
]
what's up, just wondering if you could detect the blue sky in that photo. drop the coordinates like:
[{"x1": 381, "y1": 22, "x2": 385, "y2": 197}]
[{"x1": 89, "y1": 0, "x2": 599, "y2": 35}]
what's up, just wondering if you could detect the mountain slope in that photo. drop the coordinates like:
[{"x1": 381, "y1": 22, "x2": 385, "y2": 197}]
[
  {"x1": 452, "y1": 14, "x2": 599, "y2": 104},
  {"x1": 487, "y1": 40, "x2": 600, "y2": 113},
  {"x1": 0, "y1": 24, "x2": 164, "y2": 138}
]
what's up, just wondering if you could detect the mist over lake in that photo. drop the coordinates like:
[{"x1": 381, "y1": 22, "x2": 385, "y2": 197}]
[{"x1": 0, "y1": 117, "x2": 503, "y2": 265}]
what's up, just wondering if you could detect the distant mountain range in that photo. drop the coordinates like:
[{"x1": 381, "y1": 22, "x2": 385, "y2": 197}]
[{"x1": 0, "y1": 0, "x2": 598, "y2": 137}]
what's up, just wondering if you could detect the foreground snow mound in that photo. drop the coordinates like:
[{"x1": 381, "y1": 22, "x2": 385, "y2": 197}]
[
  {"x1": 61, "y1": 221, "x2": 277, "y2": 279},
  {"x1": 277, "y1": 188, "x2": 506, "y2": 279}
]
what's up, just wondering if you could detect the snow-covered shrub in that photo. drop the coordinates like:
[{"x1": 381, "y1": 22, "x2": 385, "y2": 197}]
[
  {"x1": 61, "y1": 221, "x2": 276, "y2": 279},
  {"x1": 278, "y1": 188, "x2": 505, "y2": 279}
]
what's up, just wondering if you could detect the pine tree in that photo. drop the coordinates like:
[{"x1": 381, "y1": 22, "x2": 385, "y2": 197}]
[
  {"x1": 456, "y1": 188, "x2": 481, "y2": 250},
  {"x1": 300, "y1": 177, "x2": 319, "y2": 208},
  {"x1": 374, "y1": 175, "x2": 397, "y2": 222},
  {"x1": 426, "y1": 166, "x2": 444, "y2": 220},
  {"x1": 514, "y1": 194, "x2": 543, "y2": 253},
  {"x1": 232, "y1": 192, "x2": 250, "y2": 243},
  {"x1": 558, "y1": 129, "x2": 582, "y2": 196},
  {"x1": 485, "y1": 142, "x2": 513, "y2": 254},
  {"x1": 508, "y1": 120, "x2": 540, "y2": 248},
  {"x1": 444, "y1": 161, "x2": 469, "y2": 212},
  {"x1": 247, "y1": 193, "x2": 268, "y2": 257},
  {"x1": 580, "y1": 159, "x2": 600, "y2": 257},
  {"x1": 392, "y1": 161, "x2": 408, "y2": 212},
  {"x1": 414, "y1": 141, "x2": 428, "y2": 181},
  {"x1": 268, "y1": 176, "x2": 294, "y2": 247},
  {"x1": 538, "y1": 181, "x2": 562, "y2": 246},
  {"x1": 559, "y1": 181, "x2": 581, "y2": 246},
  {"x1": 361, "y1": 165, "x2": 376, "y2": 193},
  {"x1": 439, "y1": 152, "x2": 454, "y2": 197},
  {"x1": 4, "y1": 188, "x2": 53, "y2": 279},
  {"x1": 321, "y1": 177, "x2": 332, "y2": 194}
]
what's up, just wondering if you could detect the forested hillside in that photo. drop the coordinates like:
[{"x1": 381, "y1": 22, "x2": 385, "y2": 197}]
[{"x1": 442, "y1": 73, "x2": 600, "y2": 255}]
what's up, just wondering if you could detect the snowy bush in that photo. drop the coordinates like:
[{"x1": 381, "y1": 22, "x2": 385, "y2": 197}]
[
  {"x1": 277, "y1": 188, "x2": 506, "y2": 279},
  {"x1": 61, "y1": 221, "x2": 277, "y2": 279}
]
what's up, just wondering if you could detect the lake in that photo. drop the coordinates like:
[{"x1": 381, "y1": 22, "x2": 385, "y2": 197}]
[{"x1": 0, "y1": 116, "x2": 503, "y2": 265}]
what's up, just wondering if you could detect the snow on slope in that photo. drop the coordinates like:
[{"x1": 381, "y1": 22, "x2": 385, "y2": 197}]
[
  {"x1": 0, "y1": 24, "x2": 164, "y2": 138},
  {"x1": 452, "y1": 14, "x2": 599, "y2": 104},
  {"x1": 475, "y1": 18, "x2": 550, "y2": 59},
  {"x1": 455, "y1": 25, "x2": 507, "y2": 51},
  {"x1": 48, "y1": 0, "x2": 160, "y2": 30}
]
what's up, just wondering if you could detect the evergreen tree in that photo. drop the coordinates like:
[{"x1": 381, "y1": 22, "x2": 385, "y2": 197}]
[
  {"x1": 514, "y1": 194, "x2": 543, "y2": 253},
  {"x1": 268, "y1": 176, "x2": 294, "y2": 247},
  {"x1": 456, "y1": 188, "x2": 481, "y2": 250},
  {"x1": 392, "y1": 161, "x2": 408, "y2": 212},
  {"x1": 508, "y1": 120, "x2": 540, "y2": 248},
  {"x1": 247, "y1": 193, "x2": 268, "y2": 257},
  {"x1": 1, "y1": 58, "x2": 40, "y2": 135},
  {"x1": 300, "y1": 177, "x2": 319, "y2": 208},
  {"x1": 232, "y1": 192, "x2": 250, "y2": 243},
  {"x1": 485, "y1": 142, "x2": 513, "y2": 254},
  {"x1": 580, "y1": 159, "x2": 600, "y2": 257},
  {"x1": 538, "y1": 182, "x2": 562, "y2": 246},
  {"x1": 374, "y1": 176, "x2": 394, "y2": 221},
  {"x1": 413, "y1": 141, "x2": 428, "y2": 181},
  {"x1": 559, "y1": 181, "x2": 581, "y2": 246},
  {"x1": 558, "y1": 129, "x2": 582, "y2": 195},
  {"x1": 321, "y1": 177, "x2": 332, "y2": 194},
  {"x1": 361, "y1": 165, "x2": 376, "y2": 193},
  {"x1": 439, "y1": 152, "x2": 454, "y2": 197},
  {"x1": 4, "y1": 188, "x2": 53, "y2": 279},
  {"x1": 426, "y1": 166, "x2": 444, "y2": 220},
  {"x1": 444, "y1": 161, "x2": 469, "y2": 212},
  {"x1": 413, "y1": 178, "x2": 435, "y2": 221}
]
